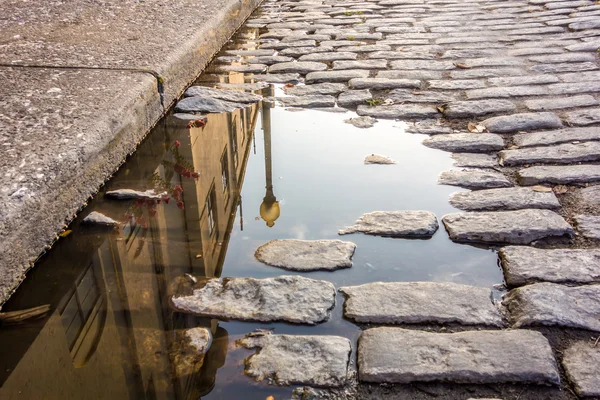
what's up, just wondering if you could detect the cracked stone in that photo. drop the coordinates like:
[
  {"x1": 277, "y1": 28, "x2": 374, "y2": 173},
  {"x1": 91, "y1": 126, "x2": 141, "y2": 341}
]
[
  {"x1": 449, "y1": 187, "x2": 560, "y2": 211},
  {"x1": 442, "y1": 209, "x2": 573, "y2": 244},
  {"x1": 513, "y1": 127, "x2": 600, "y2": 148},
  {"x1": 184, "y1": 86, "x2": 262, "y2": 103},
  {"x1": 240, "y1": 331, "x2": 351, "y2": 387},
  {"x1": 306, "y1": 70, "x2": 370, "y2": 83},
  {"x1": 284, "y1": 83, "x2": 347, "y2": 96},
  {"x1": 338, "y1": 89, "x2": 372, "y2": 107},
  {"x1": 439, "y1": 170, "x2": 513, "y2": 190},
  {"x1": 339, "y1": 282, "x2": 503, "y2": 326},
  {"x1": 254, "y1": 239, "x2": 356, "y2": 271},
  {"x1": 423, "y1": 133, "x2": 504, "y2": 153},
  {"x1": 358, "y1": 328, "x2": 559, "y2": 385},
  {"x1": 275, "y1": 95, "x2": 336, "y2": 108},
  {"x1": 562, "y1": 342, "x2": 600, "y2": 398},
  {"x1": 339, "y1": 211, "x2": 438, "y2": 237},
  {"x1": 345, "y1": 116, "x2": 377, "y2": 129},
  {"x1": 503, "y1": 283, "x2": 600, "y2": 332},
  {"x1": 269, "y1": 61, "x2": 327, "y2": 74},
  {"x1": 171, "y1": 275, "x2": 336, "y2": 325},
  {"x1": 480, "y1": 112, "x2": 563, "y2": 133},
  {"x1": 364, "y1": 154, "x2": 396, "y2": 164},
  {"x1": 443, "y1": 100, "x2": 517, "y2": 118},
  {"x1": 518, "y1": 165, "x2": 600, "y2": 185},
  {"x1": 499, "y1": 142, "x2": 600, "y2": 166},
  {"x1": 499, "y1": 246, "x2": 600, "y2": 286},
  {"x1": 574, "y1": 214, "x2": 600, "y2": 240}
]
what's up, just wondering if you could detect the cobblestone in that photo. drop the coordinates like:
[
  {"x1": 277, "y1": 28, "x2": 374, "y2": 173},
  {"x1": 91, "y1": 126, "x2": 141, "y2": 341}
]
[
  {"x1": 306, "y1": 69, "x2": 370, "y2": 83},
  {"x1": 349, "y1": 78, "x2": 420, "y2": 90},
  {"x1": 449, "y1": 187, "x2": 560, "y2": 212},
  {"x1": 480, "y1": 112, "x2": 563, "y2": 133},
  {"x1": 499, "y1": 142, "x2": 600, "y2": 166},
  {"x1": 338, "y1": 89, "x2": 372, "y2": 107},
  {"x1": 513, "y1": 127, "x2": 600, "y2": 147},
  {"x1": 438, "y1": 169, "x2": 513, "y2": 190},
  {"x1": 524, "y1": 95, "x2": 598, "y2": 111},
  {"x1": 423, "y1": 133, "x2": 504, "y2": 153},
  {"x1": 443, "y1": 100, "x2": 517, "y2": 118},
  {"x1": 562, "y1": 342, "x2": 600, "y2": 398},
  {"x1": 356, "y1": 104, "x2": 439, "y2": 119}
]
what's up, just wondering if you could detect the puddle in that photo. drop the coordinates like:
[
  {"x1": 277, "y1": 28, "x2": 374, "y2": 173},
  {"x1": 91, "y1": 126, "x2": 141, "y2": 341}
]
[{"x1": 0, "y1": 27, "x2": 502, "y2": 400}]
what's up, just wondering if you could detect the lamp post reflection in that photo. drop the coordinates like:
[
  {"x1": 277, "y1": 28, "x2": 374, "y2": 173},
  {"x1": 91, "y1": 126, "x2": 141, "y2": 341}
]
[{"x1": 259, "y1": 99, "x2": 280, "y2": 228}]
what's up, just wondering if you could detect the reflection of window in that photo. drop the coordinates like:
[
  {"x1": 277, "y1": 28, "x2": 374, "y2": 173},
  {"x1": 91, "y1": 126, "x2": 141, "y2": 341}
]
[
  {"x1": 221, "y1": 149, "x2": 229, "y2": 194},
  {"x1": 206, "y1": 185, "x2": 217, "y2": 236}
]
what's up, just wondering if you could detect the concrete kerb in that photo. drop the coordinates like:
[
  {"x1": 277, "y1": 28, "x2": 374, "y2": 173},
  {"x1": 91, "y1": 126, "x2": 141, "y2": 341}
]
[{"x1": 0, "y1": 0, "x2": 263, "y2": 306}]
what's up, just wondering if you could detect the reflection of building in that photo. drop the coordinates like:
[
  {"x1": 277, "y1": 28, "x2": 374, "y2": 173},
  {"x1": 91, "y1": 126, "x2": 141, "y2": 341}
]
[{"x1": 0, "y1": 98, "x2": 266, "y2": 399}]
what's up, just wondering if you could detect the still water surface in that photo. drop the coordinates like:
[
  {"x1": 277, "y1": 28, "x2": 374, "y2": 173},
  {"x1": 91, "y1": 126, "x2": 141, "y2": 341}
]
[{"x1": 0, "y1": 34, "x2": 503, "y2": 400}]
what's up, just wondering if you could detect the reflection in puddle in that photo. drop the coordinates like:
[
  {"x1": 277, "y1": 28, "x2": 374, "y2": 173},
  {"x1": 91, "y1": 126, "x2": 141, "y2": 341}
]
[{"x1": 0, "y1": 28, "x2": 503, "y2": 400}]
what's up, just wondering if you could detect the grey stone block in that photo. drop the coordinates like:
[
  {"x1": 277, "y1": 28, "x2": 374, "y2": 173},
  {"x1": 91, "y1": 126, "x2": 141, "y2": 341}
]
[
  {"x1": 423, "y1": 133, "x2": 505, "y2": 153},
  {"x1": 443, "y1": 100, "x2": 517, "y2": 118},
  {"x1": 500, "y1": 142, "x2": 600, "y2": 166},
  {"x1": 481, "y1": 112, "x2": 563, "y2": 133},
  {"x1": 562, "y1": 342, "x2": 600, "y2": 398},
  {"x1": 339, "y1": 210, "x2": 439, "y2": 237},
  {"x1": 449, "y1": 187, "x2": 560, "y2": 211},
  {"x1": 518, "y1": 165, "x2": 600, "y2": 185},
  {"x1": 439, "y1": 170, "x2": 513, "y2": 190}
]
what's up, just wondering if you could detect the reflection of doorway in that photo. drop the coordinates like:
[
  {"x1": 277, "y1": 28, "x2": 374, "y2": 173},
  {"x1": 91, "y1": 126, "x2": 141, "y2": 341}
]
[{"x1": 58, "y1": 261, "x2": 107, "y2": 368}]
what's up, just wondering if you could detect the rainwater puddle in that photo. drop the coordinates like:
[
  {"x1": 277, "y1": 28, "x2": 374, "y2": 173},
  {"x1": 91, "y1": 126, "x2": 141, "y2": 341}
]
[{"x1": 0, "y1": 31, "x2": 502, "y2": 400}]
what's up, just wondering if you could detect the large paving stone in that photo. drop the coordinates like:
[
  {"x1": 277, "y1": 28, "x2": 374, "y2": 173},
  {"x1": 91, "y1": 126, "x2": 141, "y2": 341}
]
[
  {"x1": 503, "y1": 283, "x2": 600, "y2": 331},
  {"x1": 171, "y1": 275, "x2": 336, "y2": 324},
  {"x1": 565, "y1": 107, "x2": 600, "y2": 126},
  {"x1": 525, "y1": 95, "x2": 598, "y2": 111},
  {"x1": 254, "y1": 239, "x2": 356, "y2": 272},
  {"x1": 339, "y1": 211, "x2": 439, "y2": 237},
  {"x1": 357, "y1": 328, "x2": 560, "y2": 385},
  {"x1": 338, "y1": 89, "x2": 372, "y2": 107},
  {"x1": 306, "y1": 69, "x2": 370, "y2": 83},
  {"x1": 518, "y1": 165, "x2": 600, "y2": 185},
  {"x1": 390, "y1": 60, "x2": 456, "y2": 70},
  {"x1": 387, "y1": 89, "x2": 458, "y2": 104},
  {"x1": 499, "y1": 246, "x2": 600, "y2": 286},
  {"x1": 581, "y1": 185, "x2": 600, "y2": 205},
  {"x1": 299, "y1": 52, "x2": 358, "y2": 61},
  {"x1": 443, "y1": 100, "x2": 517, "y2": 118},
  {"x1": 423, "y1": 133, "x2": 504, "y2": 153},
  {"x1": 240, "y1": 331, "x2": 351, "y2": 387},
  {"x1": 250, "y1": 73, "x2": 301, "y2": 83},
  {"x1": 513, "y1": 127, "x2": 600, "y2": 148},
  {"x1": 442, "y1": 209, "x2": 574, "y2": 244},
  {"x1": 269, "y1": 61, "x2": 328, "y2": 74},
  {"x1": 349, "y1": 78, "x2": 421, "y2": 90},
  {"x1": 439, "y1": 170, "x2": 513, "y2": 190},
  {"x1": 184, "y1": 86, "x2": 262, "y2": 103},
  {"x1": 574, "y1": 214, "x2": 600, "y2": 240},
  {"x1": 499, "y1": 142, "x2": 600, "y2": 166},
  {"x1": 452, "y1": 153, "x2": 499, "y2": 168},
  {"x1": 449, "y1": 187, "x2": 560, "y2": 211},
  {"x1": 428, "y1": 79, "x2": 487, "y2": 90},
  {"x1": 562, "y1": 342, "x2": 600, "y2": 398},
  {"x1": 275, "y1": 95, "x2": 336, "y2": 108},
  {"x1": 480, "y1": 112, "x2": 563, "y2": 133},
  {"x1": 332, "y1": 60, "x2": 388, "y2": 70},
  {"x1": 339, "y1": 282, "x2": 503, "y2": 326},
  {"x1": 175, "y1": 96, "x2": 245, "y2": 113},
  {"x1": 284, "y1": 83, "x2": 347, "y2": 96},
  {"x1": 356, "y1": 104, "x2": 439, "y2": 119}
]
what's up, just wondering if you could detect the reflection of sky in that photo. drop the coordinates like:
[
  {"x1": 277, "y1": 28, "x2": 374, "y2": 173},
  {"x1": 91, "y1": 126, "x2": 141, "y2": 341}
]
[{"x1": 223, "y1": 106, "x2": 502, "y2": 289}]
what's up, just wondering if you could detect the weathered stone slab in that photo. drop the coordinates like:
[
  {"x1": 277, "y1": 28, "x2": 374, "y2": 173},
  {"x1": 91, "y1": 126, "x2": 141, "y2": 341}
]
[
  {"x1": 299, "y1": 52, "x2": 358, "y2": 61},
  {"x1": 184, "y1": 86, "x2": 262, "y2": 103},
  {"x1": 452, "y1": 153, "x2": 499, "y2": 168},
  {"x1": 428, "y1": 79, "x2": 487, "y2": 90},
  {"x1": 442, "y1": 209, "x2": 573, "y2": 244},
  {"x1": 466, "y1": 85, "x2": 549, "y2": 99},
  {"x1": 503, "y1": 283, "x2": 600, "y2": 331},
  {"x1": 254, "y1": 239, "x2": 356, "y2": 271},
  {"x1": 499, "y1": 246, "x2": 600, "y2": 286},
  {"x1": 269, "y1": 61, "x2": 328, "y2": 74},
  {"x1": 357, "y1": 328, "x2": 559, "y2": 384},
  {"x1": 562, "y1": 342, "x2": 600, "y2": 398},
  {"x1": 423, "y1": 133, "x2": 504, "y2": 153},
  {"x1": 450, "y1": 187, "x2": 560, "y2": 211},
  {"x1": 306, "y1": 70, "x2": 370, "y2": 83},
  {"x1": 513, "y1": 127, "x2": 600, "y2": 148},
  {"x1": 280, "y1": 46, "x2": 335, "y2": 57},
  {"x1": 284, "y1": 83, "x2": 347, "y2": 96},
  {"x1": 218, "y1": 64, "x2": 268, "y2": 73},
  {"x1": 171, "y1": 275, "x2": 336, "y2": 324},
  {"x1": 356, "y1": 104, "x2": 439, "y2": 119},
  {"x1": 368, "y1": 50, "x2": 436, "y2": 60},
  {"x1": 565, "y1": 107, "x2": 600, "y2": 126},
  {"x1": 575, "y1": 214, "x2": 600, "y2": 240},
  {"x1": 262, "y1": 40, "x2": 316, "y2": 49},
  {"x1": 339, "y1": 211, "x2": 439, "y2": 237},
  {"x1": 387, "y1": 89, "x2": 458, "y2": 104},
  {"x1": 345, "y1": 116, "x2": 377, "y2": 129},
  {"x1": 581, "y1": 185, "x2": 600, "y2": 205},
  {"x1": 175, "y1": 97, "x2": 245, "y2": 113},
  {"x1": 480, "y1": 112, "x2": 563, "y2": 133},
  {"x1": 378, "y1": 70, "x2": 444, "y2": 80},
  {"x1": 215, "y1": 82, "x2": 270, "y2": 91},
  {"x1": 250, "y1": 73, "x2": 301, "y2": 83},
  {"x1": 364, "y1": 154, "x2": 396, "y2": 164},
  {"x1": 338, "y1": 89, "x2": 372, "y2": 107},
  {"x1": 349, "y1": 78, "x2": 420, "y2": 90},
  {"x1": 531, "y1": 62, "x2": 598, "y2": 74},
  {"x1": 518, "y1": 165, "x2": 600, "y2": 185},
  {"x1": 443, "y1": 100, "x2": 517, "y2": 118},
  {"x1": 240, "y1": 331, "x2": 351, "y2": 387},
  {"x1": 249, "y1": 55, "x2": 295, "y2": 65},
  {"x1": 390, "y1": 60, "x2": 456, "y2": 70},
  {"x1": 488, "y1": 74, "x2": 560, "y2": 86},
  {"x1": 439, "y1": 170, "x2": 513, "y2": 190},
  {"x1": 332, "y1": 60, "x2": 388, "y2": 70},
  {"x1": 566, "y1": 39, "x2": 600, "y2": 52},
  {"x1": 451, "y1": 68, "x2": 525, "y2": 79},
  {"x1": 339, "y1": 282, "x2": 503, "y2": 326},
  {"x1": 499, "y1": 142, "x2": 600, "y2": 166},
  {"x1": 337, "y1": 44, "x2": 392, "y2": 52},
  {"x1": 525, "y1": 95, "x2": 598, "y2": 111},
  {"x1": 105, "y1": 188, "x2": 166, "y2": 200},
  {"x1": 82, "y1": 211, "x2": 119, "y2": 226},
  {"x1": 275, "y1": 95, "x2": 336, "y2": 108}
]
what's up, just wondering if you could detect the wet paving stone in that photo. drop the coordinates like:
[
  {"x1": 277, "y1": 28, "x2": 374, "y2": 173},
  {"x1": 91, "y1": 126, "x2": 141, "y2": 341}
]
[
  {"x1": 451, "y1": 153, "x2": 499, "y2": 168},
  {"x1": 443, "y1": 99, "x2": 517, "y2": 118},
  {"x1": 356, "y1": 104, "x2": 439, "y2": 119},
  {"x1": 423, "y1": 133, "x2": 504, "y2": 153},
  {"x1": 184, "y1": 86, "x2": 262, "y2": 103},
  {"x1": 299, "y1": 51, "x2": 358, "y2": 61},
  {"x1": 442, "y1": 209, "x2": 573, "y2": 244},
  {"x1": 358, "y1": 328, "x2": 559, "y2": 385},
  {"x1": 240, "y1": 331, "x2": 351, "y2": 387},
  {"x1": 250, "y1": 73, "x2": 301, "y2": 83},
  {"x1": 503, "y1": 283, "x2": 600, "y2": 332},
  {"x1": 480, "y1": 112, "x2": 563, "y2": 133},
  {"x1": 284, "y1": 82, "x2": 347, "y2": 96},
  {"x1": 499, "y1": 246, "x2": 600, "y2": 287},
  {"x1": 499, "y1": 141, "x2": 600, "y2": 166},
  {"x1": 438, "y1": 169, "x2": 513, "y2": 190},
  {"x1": 254, "y1": 239, "x2": 356, "y2": 272},
  {"x1": 172, "y1": 275, "x2": 335, "y2": 325},
  {"x1": 275, "y1": 95, "x2": 336, "y2": 108},
  {"x1": 305, "y1": 69, "x2": 370, "y2": 83},
  {"x1": 175, "y1": 96, "x2": 246, "y2": 113},
  {"x1": 337, "y1": 89, "x2": 372, "y2": 107},
  {"x1": 82, "y1": 211, "x2": 119, "y2": 226},
  {"x1": 449, "y1": 187, "x2": 560, "y2": 212},
  {"x1": 339, "y1": 282, "x2": 503, "y2": 326},
  {"x1": 338, "y1": 210, "x2": 438, "y2": 238},
  {"x1": 562, "y1": 342, "x2": 600, "y2": 398},
  {"x1": 349, "y1": 77, "x2": 420, "y2": 90},
  {"x1": 268, "y1": 61, "x2": 327, "y2": 74},
  {"x1": 518, "y1": 165, "x2": 600, "y2": 185}
]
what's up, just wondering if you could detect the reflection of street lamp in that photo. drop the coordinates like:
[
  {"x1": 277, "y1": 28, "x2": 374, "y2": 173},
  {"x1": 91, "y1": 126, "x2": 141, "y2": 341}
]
[{"x1": 259, "y1": 100, "x2": 280, "y2": 228}]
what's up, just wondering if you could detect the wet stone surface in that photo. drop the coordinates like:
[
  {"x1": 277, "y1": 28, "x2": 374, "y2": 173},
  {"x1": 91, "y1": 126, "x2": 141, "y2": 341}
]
[
  {"x1": 562, "y1": 342, "x2": 600, "y2": 398},
  {"x1": 184, "y1": 86, "x2": 262, "y2": 103},
  {"x1": 423, "y1": 133, "x2": 504, "y2": 153},
  {"x1": 480, "y1": 112, "x2": 563, "y2": 133},
  {"x1": 339, "y1": 211, "x2": 438, "y2": 238},
  {"x1": 339, "y1": 282, "x2": 503, "y2": 326},
  {"x1": 449, "y1": 187, "x2": 560, "y2": 212},
  {"x1": 172, "y1": 276, "x2": 336, "y2": 325},
  {"x1": 275, "y1": 95, "x2": 336, "y2": 108},
  {"x1": 518, "y1": 165, "x2": 600, "y2": 185},
  {"x1": 503, "y1": 283, "x2": 600, "y2": 332},
  {"x1": 513, "y1": 127, "x2": 600, "y2": 148},
  {"x1": 499, "y1": 142, "x2": 600, "y2": 166},
  {"x1": 284, "y1": 82, "x2": 347, "y2": 96},
  {"x1": 358, "y1": 328, "x2": 560, "y2": 385},
  {"x1": 438, "y1": 169, "x2": 513, "y2": 190},
  {"x1": 442, "y1": 209, "x2": 573, "y2": 245},
  {"x1": 451, "y1": 153, "x2": 499, "y2": 168},
  {"x1": 499, "y1": 246, "x2": 600, "y2": 287},
  {"x1": 254, "y1": 239, "x2": 356, "y2": 272}
]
